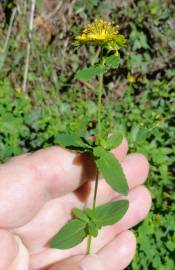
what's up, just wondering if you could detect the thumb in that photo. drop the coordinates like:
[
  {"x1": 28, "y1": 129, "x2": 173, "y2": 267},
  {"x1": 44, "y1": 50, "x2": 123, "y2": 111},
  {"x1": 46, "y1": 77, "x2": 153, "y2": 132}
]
[{"x1": 49, "y1": 255, "x2": 107, "y2": 270}]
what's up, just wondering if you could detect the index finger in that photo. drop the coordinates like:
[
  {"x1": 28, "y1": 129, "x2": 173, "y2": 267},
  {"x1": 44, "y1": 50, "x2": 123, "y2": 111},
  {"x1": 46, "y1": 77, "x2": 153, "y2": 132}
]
[{"x1": 0, "y1": 139, "x2": 128, "y2": 228}]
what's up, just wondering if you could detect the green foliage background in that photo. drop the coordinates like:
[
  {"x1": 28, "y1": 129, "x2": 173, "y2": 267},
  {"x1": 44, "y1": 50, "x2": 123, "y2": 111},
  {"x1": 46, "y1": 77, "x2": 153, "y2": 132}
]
[{"x1": 0, "y1": 0, "x2": 175, "y2": 269}]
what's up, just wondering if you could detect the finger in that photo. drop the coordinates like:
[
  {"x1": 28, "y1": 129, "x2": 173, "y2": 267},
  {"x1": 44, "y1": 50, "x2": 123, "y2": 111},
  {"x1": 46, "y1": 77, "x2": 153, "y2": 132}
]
[
  {"x1": 45, "y1": 231, "x2": 136, "y2": 270},
  {"x1": 83, "y1": 186, "x2": 151, "y2": 254},
  {"x1": 11, "y1": 198, "x2": 70, "y2": 253},
  {"x1": 49, "y1": 263, "x2": 83, "y2": 270},
  {"x1": 83, "y1": 230, "x2": 136, "y2": 270},
  {"x1": 79, "y1": 152, "x2": 149, "y2": 206},
  {"x1": 0, "y1": 139, "x2": 128, "y2": 228},
  {"x1": 111, "y1": 138, "x2": 128, "y2": 160},
  {"x1": 0, "y1": 230, "x2": 18, "y2": 269},
  {"x1": 30, "y1": 186, "x2": 151, "y2": 270},
  {"x1": 25, "y1": 138, "x2": 128, "y2": 198},
  {"x1": 12, "y1": 153, "x2": 148, "y2": 252},
  {"x1": 8, "y1": 236, "x2": 29, "y2": 270}
]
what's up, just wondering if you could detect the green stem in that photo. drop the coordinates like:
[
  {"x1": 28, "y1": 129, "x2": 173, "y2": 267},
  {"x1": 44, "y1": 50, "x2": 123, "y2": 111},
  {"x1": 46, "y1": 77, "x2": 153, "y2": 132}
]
[
  {"x1": 86, "y1": 235, "x2": 92, "y2": 255},
  {"x1": 97, "y1": 71, "x2": 104, "y2": 144},
  {"x1": 86, "y1": 170, "x2": 99, "y2": 255},
  {"x1": 86, "y1": 52, "x2": 104, "y2": 255},
  {"x1": 92, "y1": 170, "x2": 99, "y2": 210}
]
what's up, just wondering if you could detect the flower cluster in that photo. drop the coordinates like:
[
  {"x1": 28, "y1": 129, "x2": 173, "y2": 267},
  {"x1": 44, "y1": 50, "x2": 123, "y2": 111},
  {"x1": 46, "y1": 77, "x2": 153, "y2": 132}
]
[{"x1": 75, "y1": 19, "x2": 126, "y2": 55}]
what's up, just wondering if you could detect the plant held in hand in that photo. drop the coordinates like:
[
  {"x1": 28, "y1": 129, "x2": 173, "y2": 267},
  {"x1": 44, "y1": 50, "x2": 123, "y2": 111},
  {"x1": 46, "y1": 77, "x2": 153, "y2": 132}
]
[{"x1": 51, "y1": 19, "x2": 128, "y2": 254}]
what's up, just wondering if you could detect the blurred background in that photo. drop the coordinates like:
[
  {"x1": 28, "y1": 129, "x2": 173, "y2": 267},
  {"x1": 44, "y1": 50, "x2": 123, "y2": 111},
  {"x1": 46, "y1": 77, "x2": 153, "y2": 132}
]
[{"x1": 0, "y1": 1, "x2": 175, "y2": 269}]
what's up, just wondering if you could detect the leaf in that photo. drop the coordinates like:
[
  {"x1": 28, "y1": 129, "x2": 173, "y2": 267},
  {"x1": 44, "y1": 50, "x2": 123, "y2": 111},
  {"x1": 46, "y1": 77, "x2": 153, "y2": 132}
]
[
  {"x1": 84, "y1": 208, "x2": 96, "y2": 221},
  {"x1": 105, "y1": 55, "x2": 120, "y2": 69},
  {"x1": 115, "y1": 35, "x2": 127, "y2": 47},
  {"x1": 76, "y1": 66, "x2": 106, "y2": 81},
  {"x1": 54, "y1": 133, "x2": 90, "y2": 149},
  {"x1": 93, "y1": 147, "x2": 129, "y2": 195},
  {"x1": 95, "y1": 200, "x2": 129, "y2": 227},
  {"x1": 51, "y1": 219, "x2": 87, "y2": 249},
  {"x1": 72, "y1": 208, "x2": 89, "y2": 223},
  {"x1": 87, "y1": 222, "x2": 98, "y2": 237},
  {"x1": 106, "y1": 131, "x2": 123, "y2": 150}
]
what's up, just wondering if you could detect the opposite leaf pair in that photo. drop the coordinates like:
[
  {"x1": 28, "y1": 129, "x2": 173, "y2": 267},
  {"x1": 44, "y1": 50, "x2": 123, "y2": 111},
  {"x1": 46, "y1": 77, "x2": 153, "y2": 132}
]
[
  {"x1": 51, "y1": 200, "x2": 129, "y2": 249},
  {"x1": 55, "y1": 132, "x2": 129, "y2": 196},
  {"x1": 76, "y1": 55, "x2": 120, "y2": 81}
]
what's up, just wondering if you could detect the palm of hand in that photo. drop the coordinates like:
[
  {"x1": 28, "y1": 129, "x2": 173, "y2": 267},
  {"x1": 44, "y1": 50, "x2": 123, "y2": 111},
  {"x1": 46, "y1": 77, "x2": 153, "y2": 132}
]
[{"x1": 0, "y1": 140, "x2": 151, "y2": 270}]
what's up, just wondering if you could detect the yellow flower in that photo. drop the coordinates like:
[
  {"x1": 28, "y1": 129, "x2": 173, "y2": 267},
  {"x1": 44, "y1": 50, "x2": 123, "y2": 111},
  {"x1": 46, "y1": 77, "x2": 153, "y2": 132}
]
[
  {"x1": 127, "y1": 73, "x2": 136, "y2": 84},
  {"x1": 127, "y1": 72, "x2": 141, "y2": 84},
  {"x1": 75, "y1": 19, "x2": 126, "y2": 55}
]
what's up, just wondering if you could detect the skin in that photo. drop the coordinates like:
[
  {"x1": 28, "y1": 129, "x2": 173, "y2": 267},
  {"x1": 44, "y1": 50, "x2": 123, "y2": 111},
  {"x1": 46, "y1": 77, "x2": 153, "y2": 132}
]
[{"x1": 0, "y1": 139, "x2": 151, "y2": 270}]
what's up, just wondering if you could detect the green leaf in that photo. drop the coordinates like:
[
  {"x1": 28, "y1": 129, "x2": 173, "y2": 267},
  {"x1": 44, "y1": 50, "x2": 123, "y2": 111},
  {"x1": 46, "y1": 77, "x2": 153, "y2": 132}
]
[
  {"x1": 98, "y1": 137, "x2": 107, "y2": 149},
  {"x1": 51, "y1": 219, "x2": 87, "y2": 249},
  {"x1": 95, "y1": 200, "x2": 129, "y2": 227},
  {"x1": 55, "y1": 133, "x2": 90, "y2": 148},
  {"x1": 115, "y1": 35, "x2": 127, "y2": 47},
  {"x1": 106, "y1": 131, "x2": 123, "y2": 150},
  {"x1": 105, "y1": 55, "x2": 120, "y2": 69},
  {"x1": 87, "y1": 222, "x2": 98, "y2": 237},
  {"x1": 72, "y1": 208, "x2": 89, "y2": 223},
  {"x1": 93, "y1": 147, "x2": 129, "y2": 195},
  {"x1": 76, "y1": 66, "x2": 106, "y2": 81},
  {"x1": 84, "y1": 208, "x2": 96, "y2": 222}
]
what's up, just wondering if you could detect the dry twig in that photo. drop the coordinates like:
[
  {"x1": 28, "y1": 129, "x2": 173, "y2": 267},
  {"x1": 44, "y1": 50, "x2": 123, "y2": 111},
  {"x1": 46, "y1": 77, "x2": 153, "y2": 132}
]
[
  {"x1": 0, "y1": 7, "x2": 17, "y2": 72},
  {"x1": 22, "y1": 0, "x2": 36, "y2": 92}
]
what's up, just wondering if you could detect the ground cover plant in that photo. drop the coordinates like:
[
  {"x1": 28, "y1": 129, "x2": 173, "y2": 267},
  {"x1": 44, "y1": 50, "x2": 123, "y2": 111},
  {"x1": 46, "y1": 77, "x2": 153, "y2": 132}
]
[{"x1": 0, "y1": 0, "x2": 175, "y2": 269}]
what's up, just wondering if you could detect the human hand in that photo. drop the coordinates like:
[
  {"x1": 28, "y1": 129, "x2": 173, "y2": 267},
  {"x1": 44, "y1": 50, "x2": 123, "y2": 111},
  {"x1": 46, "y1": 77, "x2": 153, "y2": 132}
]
[{"x1": 0, "y1": 139, "x2": 151, "y2": 270}]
